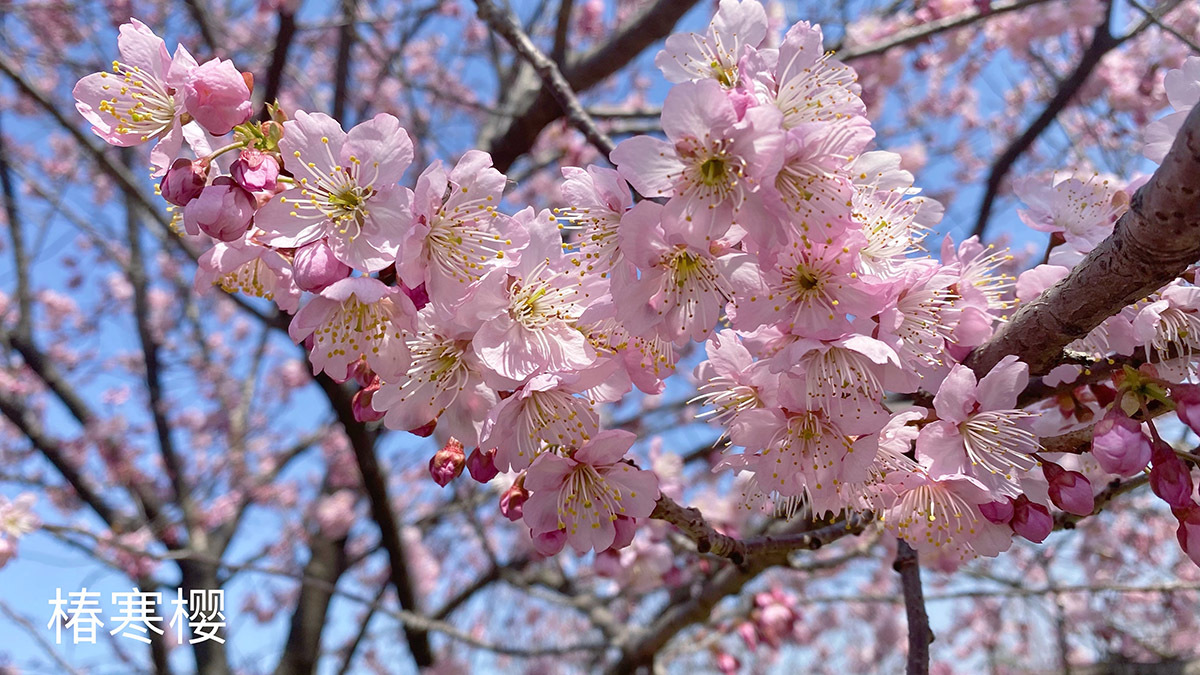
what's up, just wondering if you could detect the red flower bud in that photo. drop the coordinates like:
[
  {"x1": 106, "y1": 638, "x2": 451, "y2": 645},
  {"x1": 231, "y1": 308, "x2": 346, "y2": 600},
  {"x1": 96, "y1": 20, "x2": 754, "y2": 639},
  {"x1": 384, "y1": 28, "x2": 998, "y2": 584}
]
[
  {"x1": 466, "y1": 446, "x2": 499, "y2": 483},
  {"x1": 1043, "y1": 461, "x2": 1094, "y2": 516},
  {"x1": 979, "y1": 499, "x2": 1014, "y2": 524},
  {"x1": 351, "y1": 378, "x2": 385, "y2": 423},
  {"x1": 1173, "y1": 384, "x2": 1200, "y2": 437},
  {"x1": 1151, "y1": 443, "x2": 1195, "y2": 509},
  {"x1": 499, "y1": 474, "x2": 528, "y2": 521},
  {"x1": 1175, "y1": 505, "x2": 1200, "y2": 568},
  {"x1": 428, "y1": 438, "x2": 465, "y2": 487},
  {"x1": 1010, "y1": 495, "x2": 1052, "y2": 543},
  {"x1": 160, "y1": 158, "x2": 207, "y2": 206}
]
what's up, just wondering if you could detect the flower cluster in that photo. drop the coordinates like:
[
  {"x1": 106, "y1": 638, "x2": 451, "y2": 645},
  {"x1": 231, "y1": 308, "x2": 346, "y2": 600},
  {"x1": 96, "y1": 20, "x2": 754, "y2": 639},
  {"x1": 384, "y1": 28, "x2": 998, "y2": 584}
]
[{"x1": 73, "y1": 3, "x2": 1200, "y2": 566}]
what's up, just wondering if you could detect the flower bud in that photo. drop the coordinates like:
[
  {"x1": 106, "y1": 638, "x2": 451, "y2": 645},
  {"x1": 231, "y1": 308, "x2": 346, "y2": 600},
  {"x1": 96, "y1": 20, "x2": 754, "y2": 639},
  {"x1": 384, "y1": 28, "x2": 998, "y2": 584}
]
[
  {"x1": 466, "y1": 446, "x2": 499, "y2": 483},
  {"x1": 292, "y1": 240, "x2": 351, "y2": 292},
  {"x1": 1173, "y1": 384, "x2": 1200, "y2": 436},
  {"x1": 1090, "y1": 406, "x2": 1152, "y2": 477},
  {"x1": 160, "y1": 158, "x2": 207, "y2": 206},
  {"x1": 609, "y1": 515, "x2": 637, "y2": 551},
  {"x1": 351, "y1": 378, "x2": 385, "y2": 423},
  {"x1": 1175, "y1": 505, "x2": 1200, "y2": 568},
  {"x1": 184, "y1": 58, "x2": 253, "y2": 135},
  {"x1": 1043, "y1": 462, "x2": 1095, "y2": 516},
  {"x1": 428, "y1": 438, "x2": 465, "y2": 487},
  {"x1": 183, "y1": 177, "x2": 255, "y2": 241},
  {"x1": 230, "y1": 148, "x2": 280, "y2": 192},
  {"x1": 499, "y1": 474, "x2": 528, "y2": 521},
  {"x1": 532, "y1": 528, "x2": 567, "y2": 556},
  {"x1": 1151, "y1": 443, "x2": 1195, "y2": 509},
  {"x1": 717, "y1": 652, "x2": 741, "y2": 675},
  {"x1": 1010, "y1": 495, "x2": 1052, "y2": 543},
  {"x1": 978, "y1": 499, "x2": 1014, "y2": 524},
  {"x1": 402, "y1": 283, "x2": 429, "y2": 311}
]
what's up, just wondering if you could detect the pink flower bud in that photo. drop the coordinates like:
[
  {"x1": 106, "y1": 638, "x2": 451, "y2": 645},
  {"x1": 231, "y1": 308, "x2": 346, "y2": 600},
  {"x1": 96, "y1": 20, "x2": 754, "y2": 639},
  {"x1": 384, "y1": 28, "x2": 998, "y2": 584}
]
[
  {"x1": 345, "y1": 357, "x2": 374, "y2": 388},
  {"x1": 609, "y1": 515, "x2": 637, "y2": 551},
  {"x1": 428, "y1": 438, "x2": 465, "y2": 487},
  {"x1": 1175, "y1": 505, "x2": 1200, "y2": 568},
  {"x1": 979, "y1": 499, "x2": 1014, "y2": 524},
  {"x1": 466, "y1": 447, "x2": 499, "y2": 483},
  {"x1": 532, "y1": 528, "x2": 567, "y2": 556},
  {"x1": 500, "y1": 474, "x2": 528, "y2": 521},
  {"x1": 183, "y1": 177, "x2": 255, "y2": 241},
  {"x1": 292, "y1": 240, "x2": 351, "y2": 292},
  {"x1": 717, "y1": 652, "x2": 741, "y2": 675},
  {"x1": 737, "y1": 622, "x2": 758, "y2": 650},
  {"x1": 1173, "y1": 384, "x2": 1200, "y2": 436},
  {"x1": 230, "y1": 148, "x2": 280, "y2": 192},
  {"x1": 1091, "y1": 406, "x2": 1152, "y2": 477},
  {"x1": 184, "y1": 58, "x2": 252, "y2": 135},
  {"x1": 402, "y1": 283, "x2": 429, "y2": 311},
  {"x1": 160, "y1": 158, "x2": 207, "y2": 206},
  {"x1": 1043, "y1": 462, "x2": 1095, "y2": 516},
  {"x1": 1151, "y1": 444, "x2": 1195, "y2": 509},
  {"x1": 351, "y1": 378, "x2": 385, "y2": 423},
  {"x1": 1010, "y1": 495, "x2": 1052, "y2": 543}
]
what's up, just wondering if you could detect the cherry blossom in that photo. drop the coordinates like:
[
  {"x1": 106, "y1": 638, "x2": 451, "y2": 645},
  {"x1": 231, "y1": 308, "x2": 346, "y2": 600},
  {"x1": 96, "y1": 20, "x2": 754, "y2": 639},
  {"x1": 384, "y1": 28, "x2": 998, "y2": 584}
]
[{"x1": 255, "y1": 112, "x2": 414, "y2": 272}]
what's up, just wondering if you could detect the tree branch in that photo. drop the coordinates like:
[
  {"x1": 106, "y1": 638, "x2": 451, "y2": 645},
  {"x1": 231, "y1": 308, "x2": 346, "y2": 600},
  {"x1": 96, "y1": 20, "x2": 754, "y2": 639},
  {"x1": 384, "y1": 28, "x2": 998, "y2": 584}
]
[
  {"x1": 314, "y1": 374, "x2": 434, "y2": 667},
  {"x1": 476, "y1": 0, "x2": 699, "y2": 171},
  {"x1": 894, "y1": 539, "x2": 932, "y2": 675},
  {"x1": 474, "y1": 0, "x2": 614, "y2": 158}
]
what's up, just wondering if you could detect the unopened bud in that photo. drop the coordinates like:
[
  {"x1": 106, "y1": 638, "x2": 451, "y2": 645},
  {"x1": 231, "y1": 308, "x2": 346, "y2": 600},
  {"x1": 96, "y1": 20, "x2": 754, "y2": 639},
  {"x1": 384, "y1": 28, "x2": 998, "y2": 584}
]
[
  {"x1": 1151, "y1": 443, "x2": 1195, "y2": 509},
  {"x1": 499, "y1": 474, "x2": 528, "y2": 521},
  {"x1": 292, "y1": 240, "x2": 351, "y2": 293},
  {"x1": 1043, "y1": 462, "x2": 1095, "y2": 516},
  {"x1": 160, "y1": 158, "x2": 207, "y2": 206},
  {"x1": 1175, "y1": 505, "x2": 1200, "y2": 568},
  {"x1": 978, "y1": 499, "x2": 1014, "y2": 524},
  {"x1": 428, "y1": 438, "x2": 465, "y2": 487},
  {"x1": 1091, "y1": 406, "x2": 1152, "y2": 477},
  {"x1": 1173, "y1": 384, "x2": 1200, "y2": 437},
  {"x1": 183, "y1": 177, "x2": 255, "y2": 241},
  {"x1": 532, "y1": 528, "x2": 567, "y2": 556},
  {"x1": 230, "y1": 148, "x2": 280, "y2": 192},
  {"x1": 1010, "y1": 495, "x2": 1052, "y2": 543},
  {"x1": 351, "y1": 378, "x2": 384, "y2": 423},
  {"x1": 466, "y1": 447, "x2": 499, "y2": 483}
]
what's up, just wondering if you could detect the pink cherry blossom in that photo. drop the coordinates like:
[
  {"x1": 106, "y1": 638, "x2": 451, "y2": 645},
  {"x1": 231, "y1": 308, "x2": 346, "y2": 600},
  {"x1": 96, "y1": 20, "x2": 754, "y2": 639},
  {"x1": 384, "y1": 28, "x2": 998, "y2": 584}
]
[
  {"x1": 480, "y1": 372, "x2": 600, "y2": 473},
  {"x1": 655, "y1": 0, "x2": 768, "y2": 87},
  {"x1": 72, "y1": 19, "x2": 198, "y2": 174},
  {"x1": 289, "y1": 276, "x2": 415, "y2": 381},
  {"x1": 610, "y1": 79, "x2": 783, "y2": 241},
  {"x1": 372, "y1": 297, "x2": 499, "y2": 446},
  {"x1": 613, "y1": 201, "x2": 759, "y2": 345},
  {"x1": 523, "y1": 430, "x2": 659, "y2": 553},
  {"x1": 398, "y1": 150, "x2": 526, "y2": 307},
  {"x1": 748, "y1": 21, "x2": 865, "y2": 129},
  {"x1": 194, "y1": 236, "x2": 302, "y2": 313},
  {"x1": 917, "y1": 356, "x2": 1041, "y2": 498},
  {"x1": 1015, "y1": 174, "x2": 1126, "y2": 252},
  {"x1": 1145, "y1": 56, "x2": 1200, "y2": 163},
  {"x1": 183, "y1": 58, "x2": 252, "y2": 135},
  {"x1": 255, "y1": 112, "x2": 414, "y2": 272},
  {"x1": 470, "y1": 209, "x2": 597, "y2": 380}
]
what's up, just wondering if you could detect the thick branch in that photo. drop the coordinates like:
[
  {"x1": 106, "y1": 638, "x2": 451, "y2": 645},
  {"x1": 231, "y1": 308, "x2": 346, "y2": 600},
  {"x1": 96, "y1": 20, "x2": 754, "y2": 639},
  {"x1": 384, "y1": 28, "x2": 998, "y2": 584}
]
[
  {"x1": 477, "y1": 0, "x2": 699, "y2": 171},
  {"x1": 970, "y1": 8, "x2": 1116, "y2": 238},
  {"x1": 474, "y1": 0, "x2": 614, "y2": 158},
  {"x1": 259, "y1": 6, "x2": 298, "y2": 119},
  {"x1": 275, "y1": 529, "x2": 350, "y2": 675},
  {"x1": 967, "y1": 105, "x2": 1200, "y2": 376},
  {"x1": 894, "y1": 540, "x2": 932, "y2": 675},
  {"x1": 314, "y1": 374, "x2": 433, "y2": 667}
]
